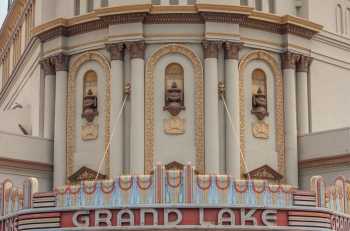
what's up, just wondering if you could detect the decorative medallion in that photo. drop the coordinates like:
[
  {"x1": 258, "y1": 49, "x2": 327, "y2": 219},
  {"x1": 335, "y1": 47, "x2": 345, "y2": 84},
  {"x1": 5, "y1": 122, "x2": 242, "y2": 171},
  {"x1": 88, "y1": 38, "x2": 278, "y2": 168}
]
[
  {"x1": 164, "y1": 117, "x2": 185, "y2": 135},
  {"x1": 252, "y1": 121, "x2": 269, "y2": 139},
  {"x1": 81, "y1": 123, "x2": 99, "y2": 141}
]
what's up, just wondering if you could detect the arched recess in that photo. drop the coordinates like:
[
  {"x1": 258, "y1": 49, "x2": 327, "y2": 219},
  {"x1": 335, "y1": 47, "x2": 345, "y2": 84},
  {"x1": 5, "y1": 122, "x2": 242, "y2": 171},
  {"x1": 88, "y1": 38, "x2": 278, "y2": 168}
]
[
  {"x1": 66, "y1": 52, "x2": 111, "y2": 181},
  {"x1": 239, "y1": 50, "x2": 285, "y2": 178},
  {"x1": 145, "y1": 44, "x2": 204, "y2": 174}
]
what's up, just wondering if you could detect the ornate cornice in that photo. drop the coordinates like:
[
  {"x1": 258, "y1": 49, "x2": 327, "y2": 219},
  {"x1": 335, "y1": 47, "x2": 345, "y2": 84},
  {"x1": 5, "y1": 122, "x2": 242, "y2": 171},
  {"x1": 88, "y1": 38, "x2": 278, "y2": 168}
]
[
  {"x1": 40, "y1": 58, "x2": 55, "y2": 76},
  {"x1": 101, "y1": 13, "x2": 147, "y2": 25},
  {"x1": 107, "y1": 43, "x2": 125, "y2": 61},
  {"x1": 126, "y1": 41, "x2": 145, "y2": 59},
  {"x1": 144, "y1": 13, "x2": 203, "y2": 24},
  {"x1": 202, "y1": 40, "x2": 220, "y2": 59},
  {"x1": 200, "y1": 12, "x2": 248, "y2": 24},
  {"x1": 52, "y1": 53, "x2": 70, "y2": 72},
  {"x1": 223, "y1": 42, "x2": 242, "y2": 60},
  {"x1": 281, "y1": 51, "x2": 300, "y2": 70},
  {"x1": 296, "y1": 55, "x2": 313, "y2": 72}
]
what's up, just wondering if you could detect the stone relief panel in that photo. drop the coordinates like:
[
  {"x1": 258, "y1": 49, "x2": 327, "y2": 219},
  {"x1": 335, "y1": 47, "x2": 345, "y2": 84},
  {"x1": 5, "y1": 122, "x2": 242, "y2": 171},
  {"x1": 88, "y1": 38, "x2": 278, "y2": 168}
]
[{"x1": 239, "y1": 50, "x2": 285, "y2": 181}]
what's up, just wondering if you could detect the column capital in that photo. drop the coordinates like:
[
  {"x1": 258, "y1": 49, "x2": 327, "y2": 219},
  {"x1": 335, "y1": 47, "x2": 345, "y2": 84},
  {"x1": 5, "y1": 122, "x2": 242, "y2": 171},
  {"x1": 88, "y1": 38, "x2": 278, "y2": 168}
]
[
  {"x1": 281, "y1": 51, "x2": 300, "y2": 70},
  {"x1": 296, "y1": 55, "x2": 313, "y2": 72},
  {"x1": 223, "y1": 42, "x2": 242, "y2": 60},
  {"x1": 107, "y1": 43, "x2": 125, "y2": 61},
  {"x1": 126, "y1": 41, "x2": 145, "y2": 59},
  {"x1": 52, "y1": 53, "x2": 70, "y2": 72},
  {"x1": 40, "y1": 58, "x2": 55, "y2": 76},
  {"x1": 202, "y1": 40, "x2": 220, "y2": 59}
]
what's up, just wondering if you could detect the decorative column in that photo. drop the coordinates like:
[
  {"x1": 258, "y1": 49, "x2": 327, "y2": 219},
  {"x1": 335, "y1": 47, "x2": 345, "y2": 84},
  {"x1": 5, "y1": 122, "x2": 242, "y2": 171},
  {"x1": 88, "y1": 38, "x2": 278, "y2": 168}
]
[
  {"x1": 203, "y1": 41, "x2": 220, "y2": 174},
  {"x1": 281, "y1": 51, "x2": 299, "y2": 187},
  {"x1": 52, "y1": 53, "x2": 69, "y2": 188},
  {"x1": 41, "y1": 58, "x2": 56, "y2": 139},
  {"x1": 296, "y1": 55, "x2": 312, "y2": 135},
  {"x1": 127, "y1": 41, "x2": 145, "y2": 174},
  {"x1": 223, "y1": 42, "x2": 241, "y2": 179},
  {"x1": 108, "y1": 43, "x2": 125, "y2": 177}
]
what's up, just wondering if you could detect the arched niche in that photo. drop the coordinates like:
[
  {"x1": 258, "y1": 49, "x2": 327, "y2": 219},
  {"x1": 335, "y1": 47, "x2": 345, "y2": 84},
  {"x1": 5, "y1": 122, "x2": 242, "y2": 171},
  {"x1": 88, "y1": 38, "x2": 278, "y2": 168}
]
[
  {"x1": 239, "y1": 50, "x2": 285, "y2": 179},
  {"x1": 145, "y1": 44, "x2": 204, "y2": 174},
  {"x1": 66, "y1": 52, "x2": 111, "y2": 182}
]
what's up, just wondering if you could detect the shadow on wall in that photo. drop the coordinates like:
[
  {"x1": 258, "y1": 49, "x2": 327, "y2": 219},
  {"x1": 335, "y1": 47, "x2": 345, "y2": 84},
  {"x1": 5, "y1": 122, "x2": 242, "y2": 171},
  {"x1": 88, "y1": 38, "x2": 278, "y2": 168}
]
[{"x1": 0, "y1": 105, "x2": 32, "y2": 135}]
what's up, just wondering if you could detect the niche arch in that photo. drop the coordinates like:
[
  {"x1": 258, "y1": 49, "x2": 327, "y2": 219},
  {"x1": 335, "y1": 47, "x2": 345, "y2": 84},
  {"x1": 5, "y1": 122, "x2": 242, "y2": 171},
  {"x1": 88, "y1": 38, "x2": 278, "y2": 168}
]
[
  {"x1": 66, "y1": 52, "x2": 111, "y2": 181},
  {"x1": 145, "y1": 44, "x2": 204, "y2": 174},
  {"x1": 239, "y1": 50, "x2": 285, "y2": 178}
]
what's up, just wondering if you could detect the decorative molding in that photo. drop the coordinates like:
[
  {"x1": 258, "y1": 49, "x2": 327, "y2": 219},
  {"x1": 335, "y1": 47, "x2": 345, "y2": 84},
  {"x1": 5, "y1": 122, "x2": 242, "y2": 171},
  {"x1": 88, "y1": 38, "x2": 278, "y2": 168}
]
[
  {"x1": 30, "y1": 5, "x2": 322, "y2": 46},
  {"x1": 126, "y1": 41, "x2": 145, "y2": 59},
  {"x1": 68, "y1": 166, "x2": 107, "y2": 184},
  {"x1": 239, "y1": 50, "x2": 285, "y2": 179},
  {"x1": 223, "y1": 42, "x2": 242, "y2": 60},
  {"x1": 144, "y1": 14, "x2": 203, "y2": 24},
  {"x1": 245, "y1": 164, "x2": 283, "y2": 182},
  {"x1": 202, "y1": 40, "x2": 220, "y2": 59},
  {"x1": 145, "y1": 44, "x2": 204, "y2": 174},
  {"x1": 296, "y1": 55, "x2": 313, "y2": 73},
  {"x1": 299, "y1": 153, "x2": 350, "y2": 169},
  {"x1": 100, "y1": 13, "x2": 147, "y2": 25},
  {"x1": 52, "y1": 53, "x2": 70, "y2": 72},
  {"x1": 281, "y1": 51, "x2": 300, "y2": 70},
  {"x1": 66, "y1": 52, "x2": 111, "y2": 182},
  {"x1": 0, "y1": 157, "x2": 53, "y2": 172},
  {"x1": 107, "y1": 43, "x2": 125, "y2": 61},
  {"x1": 40, "y1": 58, "x2": 55, "y2": 76}
]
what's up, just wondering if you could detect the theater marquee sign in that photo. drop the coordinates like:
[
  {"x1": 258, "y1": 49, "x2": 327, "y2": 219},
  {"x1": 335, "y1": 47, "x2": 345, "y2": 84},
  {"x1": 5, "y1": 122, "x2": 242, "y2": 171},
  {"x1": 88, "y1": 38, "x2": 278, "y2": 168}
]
[{"x1": 66, "y1": 208, "x2": 285, "y2": 228}]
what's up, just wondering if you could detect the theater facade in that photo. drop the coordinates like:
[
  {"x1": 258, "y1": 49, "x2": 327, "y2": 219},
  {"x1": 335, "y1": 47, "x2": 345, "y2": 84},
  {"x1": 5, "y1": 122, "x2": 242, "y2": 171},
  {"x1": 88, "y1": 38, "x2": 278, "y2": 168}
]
[{"x1": 1, "y1": 0, "x2": 350, "y2": 230}]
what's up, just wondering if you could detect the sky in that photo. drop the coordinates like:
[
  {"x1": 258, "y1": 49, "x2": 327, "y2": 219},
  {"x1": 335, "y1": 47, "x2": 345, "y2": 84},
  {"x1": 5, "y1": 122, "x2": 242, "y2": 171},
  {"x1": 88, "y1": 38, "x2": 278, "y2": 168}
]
[{"x1": 0, "y1": 1, "x2": 8, "y2": 27}]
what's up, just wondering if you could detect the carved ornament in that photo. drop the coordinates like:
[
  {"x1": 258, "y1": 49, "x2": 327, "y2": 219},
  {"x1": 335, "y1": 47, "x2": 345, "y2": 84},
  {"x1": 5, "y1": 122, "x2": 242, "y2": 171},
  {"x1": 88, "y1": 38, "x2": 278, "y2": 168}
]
[
  {"x1": 107, "y1": 43, "x2": 125, "y2": 61},
  {"x1": 68, "y1": 166, "x2": 106, "y2": 184},
  {"x1": 40, "y1": 58, "x2": 55, "y2": 76},
  {"x1": 164, "y1": 117, "x2": 185, "y2": 135},
  {"x1": 252, "y1": 121, "x2": 269, "y2": 139},
  {"x1": 202, "y1": 41, "x2": 220, "y2": 59},
  {"x1": 223, "y1": 42, "x2": 242, "y2": 60},
  {"x1": 126, "y1": 41, "x2": 145, "y2": 59},
  {"x1": 296, "y1": 55, "x2": 313, "y2": 72},
  {"x1": 281, "y1": 51, "x2": 299, "y2": 70},
  {"x1": 245, "y1": 165, "x2": 283, "y2": 183},
  {"x1": 52, "y1": 53, "x2": 70, "y2": 72}
]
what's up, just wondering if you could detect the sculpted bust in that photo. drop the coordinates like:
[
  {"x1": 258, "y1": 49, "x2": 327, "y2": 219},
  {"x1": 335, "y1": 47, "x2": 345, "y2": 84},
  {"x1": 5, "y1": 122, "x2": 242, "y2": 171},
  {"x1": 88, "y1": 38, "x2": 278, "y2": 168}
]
[
  {"x1": 251, "y1": 88, "x2": 269, "y2": 120},
  {"x1": 82, "y1": 89, "x2": 98, "y2": 123},
  {"x1": 164, "y1": 82, "x2": 185, "y2": 117}
]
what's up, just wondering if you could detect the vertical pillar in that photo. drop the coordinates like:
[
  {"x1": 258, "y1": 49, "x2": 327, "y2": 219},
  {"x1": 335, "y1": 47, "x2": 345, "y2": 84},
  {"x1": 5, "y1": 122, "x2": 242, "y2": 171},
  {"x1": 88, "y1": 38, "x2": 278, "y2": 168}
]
[
  {"x1": 296, "y1": 55, "x2": 312, "y2": 135},
  {"x1": 127, "y1": 41, "x2": 145, "y2": 174},
  {"x1": 108, "y1": 43, "x2": 125, "y2": 177},
  {"x1": 41, "y1": 58, "x2": 56, "y2": 139},
  {"x1": 203, "y1": 41, "x2": 220, "y2": 174},
  {"x1": 281, "y1": 51, "x2": 299, "y2": 187},
  {"x1": 223, "y1": 42, "x2": 241, "y2": 179},
  {"x1": 52, "y1": 53, "x2": 69, "y2": 188}
]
